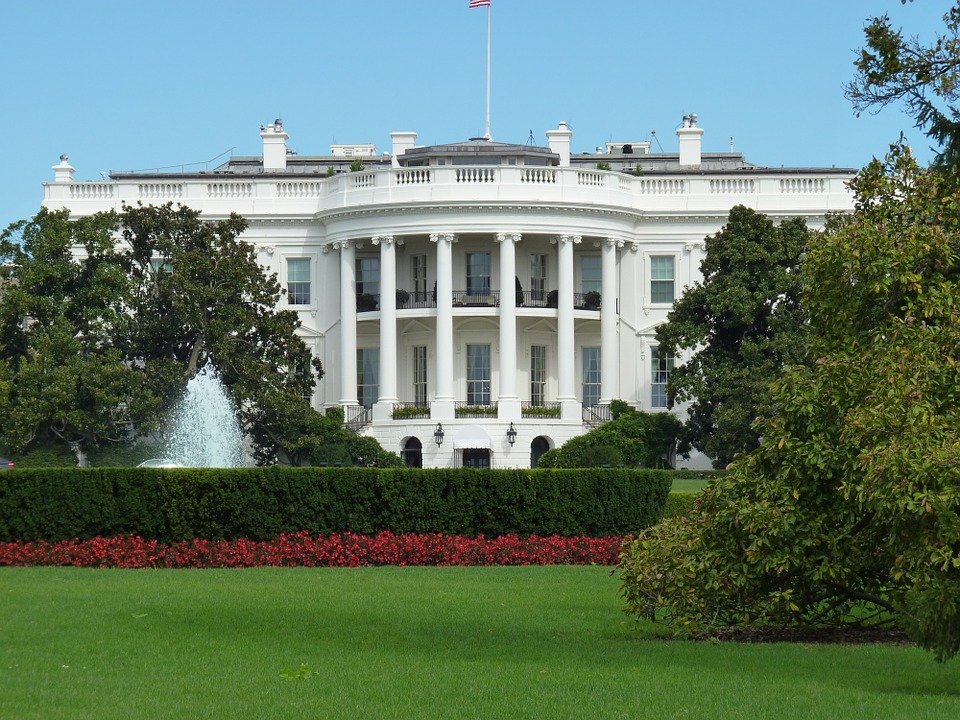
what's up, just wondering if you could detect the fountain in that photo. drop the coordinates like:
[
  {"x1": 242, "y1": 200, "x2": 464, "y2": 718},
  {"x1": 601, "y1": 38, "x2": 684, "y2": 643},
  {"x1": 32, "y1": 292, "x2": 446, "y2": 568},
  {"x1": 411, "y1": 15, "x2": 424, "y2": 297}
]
[{"x1": 160, "y1": 362, "x2": 247, "y2": 467}]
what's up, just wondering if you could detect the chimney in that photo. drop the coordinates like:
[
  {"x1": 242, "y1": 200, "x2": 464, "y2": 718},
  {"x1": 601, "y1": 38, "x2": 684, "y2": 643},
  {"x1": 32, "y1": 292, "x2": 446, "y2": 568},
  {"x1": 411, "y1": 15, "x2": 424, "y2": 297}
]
[
  {"x1": 390, "y1": 131, "x2": 418, "y2": 168},
  {"x1": 53, "y1": 154, "x2": 75, "y2": 183},
  {"x1": 260, "y1": 118, "x2": 289, "y2": 171},
  {"x1": 676, "y1": 114, "x2": 703, "y2": 166},
  {"x1": 546, "y1": 121, "x2": 573, "y2": 167}
]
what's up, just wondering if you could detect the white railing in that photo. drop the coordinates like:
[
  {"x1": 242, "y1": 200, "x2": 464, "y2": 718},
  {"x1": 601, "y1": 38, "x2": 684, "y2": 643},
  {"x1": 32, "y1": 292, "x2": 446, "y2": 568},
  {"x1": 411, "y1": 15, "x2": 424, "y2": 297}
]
[
  {"x1": 710, "y1": 178, "x2": 755, "y2": 194},
  {"x1": 352, "y1": 172, "x2": 376, "y2": 189},
  {"x1": 780, "y1": 178, "x2": 826, "y2": 193},
  {"x1": 576, "y1": 170, "x2": 604, "y2": 187},
  {"x1": 456, "y1": 167, "x2": 497, "y2": 183},
  {"x1": 277, "y1": 181, "x2": 323, "y2": 197},
  {"x1": 520, "y1": 167, "x2": 557, "y2": 184},
  {"x1": 43, "y1": 168, "x2": 853, "y2": 218},
  {"x1": 395, "y1": 168, "x2": 432, "y2": 185},
  {"x1": 69, "y1": 183, "x2": 114, "y2": 200},
  {"x1": 138, "y1": 183, "x2": 183, "y2": 200},
  {"x1": 637, "y1": 179, "x2": 685, "y2": 195},
  {"x1": 206, "y1": 182, "x2": 253, "y2": 198}
]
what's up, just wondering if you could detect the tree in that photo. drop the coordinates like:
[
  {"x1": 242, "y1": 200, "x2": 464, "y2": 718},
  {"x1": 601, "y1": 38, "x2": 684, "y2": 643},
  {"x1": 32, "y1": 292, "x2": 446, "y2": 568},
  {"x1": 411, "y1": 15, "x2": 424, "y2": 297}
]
[
  {"x1": 115, "y1": 203, "x2": 322, "y2": 463},
  {"x1": 538, "y1": 401, "x2": 681, "y2": 468},
  {"x1": 846, "y1": 1, "x2": 960, "y2": 171},
  {"x1": 0, "y1": 209, "x2": 160, "y2": 465},
  {"x1": 620, "y1": 146, "x2": 960, "y2": 662},
  {"x1": 654, "y1": 206, "x2": 808, "y2": 467}
]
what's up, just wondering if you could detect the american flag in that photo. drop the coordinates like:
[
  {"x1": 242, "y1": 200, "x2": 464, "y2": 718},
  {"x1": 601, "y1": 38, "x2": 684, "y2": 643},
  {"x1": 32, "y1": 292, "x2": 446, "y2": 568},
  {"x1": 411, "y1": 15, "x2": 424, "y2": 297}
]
[{"x1": 469, "y1": 0, "x2": 490, "y2": 7}]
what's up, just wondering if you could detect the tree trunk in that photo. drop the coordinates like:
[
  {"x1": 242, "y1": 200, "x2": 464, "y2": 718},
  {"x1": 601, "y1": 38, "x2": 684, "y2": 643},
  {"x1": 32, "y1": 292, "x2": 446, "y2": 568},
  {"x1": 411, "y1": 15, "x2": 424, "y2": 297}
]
[{"x1": 68, "y1": 440, "x2": 89, "y2": 468}]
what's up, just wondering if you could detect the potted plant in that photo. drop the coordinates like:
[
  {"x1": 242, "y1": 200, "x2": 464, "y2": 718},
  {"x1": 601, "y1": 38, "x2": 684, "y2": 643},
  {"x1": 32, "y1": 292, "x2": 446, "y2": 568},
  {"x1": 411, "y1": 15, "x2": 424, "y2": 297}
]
[
  {"x1": 583, "y1": 290, "x2": 601, "y2": 310},
  {"x1": 396, "y1": 289, "x2": 410, "y2": 308},
  {"x1": 356, "y1": 293, "x2": 378, "y2": 312}
]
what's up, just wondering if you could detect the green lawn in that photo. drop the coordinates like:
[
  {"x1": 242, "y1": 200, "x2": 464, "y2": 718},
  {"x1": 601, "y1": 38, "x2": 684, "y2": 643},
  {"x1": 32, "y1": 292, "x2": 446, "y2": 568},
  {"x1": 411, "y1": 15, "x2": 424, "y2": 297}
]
[
  {"x1": 671, "y1": 477, "x2": 710, "y2": 493},
  {"x1": 2, "y1": 567, "x2": 958, "y2": 719}
]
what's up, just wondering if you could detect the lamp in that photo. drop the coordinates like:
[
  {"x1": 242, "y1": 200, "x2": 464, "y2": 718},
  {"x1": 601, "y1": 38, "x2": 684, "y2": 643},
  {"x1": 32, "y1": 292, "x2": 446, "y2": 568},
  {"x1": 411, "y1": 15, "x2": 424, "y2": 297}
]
[
  {"x1": 506, "y1": 422, "x2": 517, "y2": 446},
  {"x1": 434, "y1": 423, "x2": 444, "y2": 446}
]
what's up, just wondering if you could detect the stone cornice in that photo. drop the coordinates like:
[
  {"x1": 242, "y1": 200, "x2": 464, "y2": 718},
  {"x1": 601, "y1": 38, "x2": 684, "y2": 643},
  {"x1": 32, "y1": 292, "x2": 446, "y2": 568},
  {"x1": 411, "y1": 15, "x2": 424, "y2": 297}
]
[{"x1": 315, "y1": 201, "x2": 644, "y2": 225}]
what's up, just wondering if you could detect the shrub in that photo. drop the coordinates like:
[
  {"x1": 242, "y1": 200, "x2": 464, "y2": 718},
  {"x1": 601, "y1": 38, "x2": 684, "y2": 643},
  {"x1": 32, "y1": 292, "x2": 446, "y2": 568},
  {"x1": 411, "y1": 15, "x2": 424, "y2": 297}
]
[
  {"x1": 662, "y1": 493, "x2": 698, "y2": 520},
  {"x1": 0, "y1": 467, "x2": 670, "y2": 542}
]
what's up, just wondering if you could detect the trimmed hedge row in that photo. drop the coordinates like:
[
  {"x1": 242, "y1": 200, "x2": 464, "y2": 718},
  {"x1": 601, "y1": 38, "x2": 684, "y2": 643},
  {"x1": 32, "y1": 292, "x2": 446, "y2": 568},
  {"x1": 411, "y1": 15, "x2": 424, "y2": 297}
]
[{"x1": 0, "y1": 467, "x2": 671, "y2": 542}]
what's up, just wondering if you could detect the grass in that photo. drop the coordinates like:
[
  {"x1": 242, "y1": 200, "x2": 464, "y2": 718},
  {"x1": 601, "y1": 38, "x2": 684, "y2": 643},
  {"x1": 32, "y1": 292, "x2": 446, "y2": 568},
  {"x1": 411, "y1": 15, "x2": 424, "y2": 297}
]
[
  {"x1": 671, "y1": 477, "x2": 710, "y2": 493},
  {"x1": 2, "y1": 567, "x2": 958, "y2": 719}
]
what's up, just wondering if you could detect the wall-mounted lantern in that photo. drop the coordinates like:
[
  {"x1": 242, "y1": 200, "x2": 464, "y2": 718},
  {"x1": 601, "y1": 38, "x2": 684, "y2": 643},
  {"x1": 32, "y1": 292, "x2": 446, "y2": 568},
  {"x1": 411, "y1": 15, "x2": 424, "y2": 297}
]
[
  {"x1": 506, "y1": 422, "x2": 517, "y2": 446},
  {"x1": 434, "y1": 423, "x2": 445, "y2": 446}
]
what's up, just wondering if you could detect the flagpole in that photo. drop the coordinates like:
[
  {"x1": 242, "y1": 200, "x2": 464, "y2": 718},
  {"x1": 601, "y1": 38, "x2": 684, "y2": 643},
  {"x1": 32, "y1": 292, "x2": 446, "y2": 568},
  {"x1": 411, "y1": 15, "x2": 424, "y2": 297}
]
[{"x1": 485, "y1": 3, "x2": 492, "y2": 140}]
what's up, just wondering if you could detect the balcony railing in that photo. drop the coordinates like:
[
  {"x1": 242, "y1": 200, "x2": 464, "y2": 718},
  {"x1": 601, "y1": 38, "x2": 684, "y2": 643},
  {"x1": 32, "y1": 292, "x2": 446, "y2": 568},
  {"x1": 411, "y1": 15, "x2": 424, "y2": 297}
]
[
  {"x1": 452, "y1": 290, "x2": 499, "y2": 307},
  {"x1": 521, "y1": 401, "x2": 561, "y2": 418},
  {"x1": 391, "y1": 402, "x2": 430, "y2": 420},
  {"x1": 582, "y1": 404, "x2": 611, "y2": 427},
  {"x1": 357, "y1": 289, "x2": 602, "y2": 312},
  {"x1": 573, "y1": 292, "x2": 602, "y2": 311},
  {"x1": 397, "y1": 290, "x2": 436, "y2": 309},
  {"x1": 344, "y1": 405, "x2": 372, "y2": 432},
  {"x1": 455, "y1": 402, "x2": 498, "y2": 418}
]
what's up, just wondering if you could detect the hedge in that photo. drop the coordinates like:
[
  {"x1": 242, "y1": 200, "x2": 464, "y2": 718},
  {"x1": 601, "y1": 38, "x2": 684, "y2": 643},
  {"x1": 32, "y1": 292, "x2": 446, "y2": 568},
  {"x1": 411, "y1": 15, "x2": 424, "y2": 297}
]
[
  {"x1": 662, "y1": 493, "x2": 699, "y2": 520},
  {"x1": 0, "y1": 467, "x2": 671, "y2": 542}
]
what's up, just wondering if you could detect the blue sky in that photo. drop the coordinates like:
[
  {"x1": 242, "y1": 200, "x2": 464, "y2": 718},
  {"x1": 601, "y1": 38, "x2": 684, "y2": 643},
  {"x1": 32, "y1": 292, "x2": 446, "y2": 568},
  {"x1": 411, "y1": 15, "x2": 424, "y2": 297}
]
[{"x1": 0, "y1": 0, "x2": 949, "y2": 230}]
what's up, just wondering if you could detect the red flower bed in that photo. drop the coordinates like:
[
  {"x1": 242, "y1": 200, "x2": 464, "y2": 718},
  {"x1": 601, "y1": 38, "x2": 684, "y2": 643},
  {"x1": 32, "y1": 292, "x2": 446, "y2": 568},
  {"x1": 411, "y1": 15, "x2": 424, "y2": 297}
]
[{"x1": 0, "y1": 531, "x2": 624, "y2": 568}]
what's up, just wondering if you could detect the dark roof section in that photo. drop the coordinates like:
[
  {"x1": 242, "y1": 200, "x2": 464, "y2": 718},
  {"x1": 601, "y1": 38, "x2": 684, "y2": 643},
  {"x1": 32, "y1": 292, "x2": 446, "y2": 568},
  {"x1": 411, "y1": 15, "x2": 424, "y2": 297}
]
[{"x1": 400, "y1": 138, "x2": 559, "y2": 165}]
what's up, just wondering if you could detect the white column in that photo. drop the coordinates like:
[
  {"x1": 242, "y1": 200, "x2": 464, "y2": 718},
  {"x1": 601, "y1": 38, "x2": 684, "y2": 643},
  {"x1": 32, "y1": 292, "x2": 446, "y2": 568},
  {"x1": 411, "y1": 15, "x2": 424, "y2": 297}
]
[
  {"x1": 373, "y1": 235, "x2": 400, "y2": 419},
  {"x1": 431, "y1": 232, "x2": 456, "y2": 420},
  {"x1": 554, "y1": 234, "x2": 581, "y2": 420},
  {"x1": 600, "y1": 238, "x2": 622, "y2": 404},
  {"x1": 338, "y1": 240, "x2": 358, "y2": 406},
  {"x1": 496, "y1": 232, "x2": 521, "y2": 418}
]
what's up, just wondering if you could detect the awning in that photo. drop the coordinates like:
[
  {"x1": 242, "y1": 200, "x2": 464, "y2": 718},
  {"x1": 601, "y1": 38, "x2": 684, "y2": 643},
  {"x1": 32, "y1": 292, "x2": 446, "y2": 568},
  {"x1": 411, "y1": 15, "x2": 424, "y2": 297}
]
[{"x1": 453, "y1": 425, "x2": 492, "y2": 450}]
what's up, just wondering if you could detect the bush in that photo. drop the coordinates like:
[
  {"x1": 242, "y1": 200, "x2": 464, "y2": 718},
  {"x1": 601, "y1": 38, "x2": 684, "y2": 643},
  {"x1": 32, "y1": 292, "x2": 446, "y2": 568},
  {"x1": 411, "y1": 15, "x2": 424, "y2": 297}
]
[
  {"x1": 9, "y1": 444, "x2": 77, "y2": 468},
  {"x1": 662, "y1": 493, "x2": 698, "y2": 520},
  {"x1": 539, "y1": 406, "x2": 682, "y2": 468},
  {"x1": 0, "y1": 467, "x2": 671, "y2": 542}
]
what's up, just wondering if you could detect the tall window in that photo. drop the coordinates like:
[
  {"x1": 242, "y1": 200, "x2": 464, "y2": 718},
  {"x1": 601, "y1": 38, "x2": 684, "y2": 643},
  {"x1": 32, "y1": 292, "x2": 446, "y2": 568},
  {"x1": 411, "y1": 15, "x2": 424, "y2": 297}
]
[
  {"x1": 466, "y1": 344, "x2": 491, "y2": 405},
  {"x1": 356, "y1": 257, "x2": 380, "y2": 297},
  {"x1": 411, "y1": 254, "x2": 428, "y2": 303},
  {"x1": 466, "y1": 252, "x2": 491, "y2": 296},
  {"x1": 287, "y1": 258, "x2": 311, "y2": 305},
  {"x1": 413, "y1": 346, "x2": 427, "y2": 406},
  {"x1": 580, "y1": 255, "x2": 601, "y2": 294},
  {"x1": 149, "y1": 257, "x2": 173, "y2": 275},
  {"x1": 582, "y1": 347, "x2": 601, "y2": 407},
  {"x1": 290, "y1": 351, "x2": 313, "y2": 403},
  {"x1": 357, "y1": 348, "x2": 379, "y2": 409},
  {"x1": 651, "y1": 347, "x2": 674, "y2": 408},
  {"x1": 530, "y1": 345, "x2": 547, "y2": 405},
  {"x1": 650, "y1": 256, "x2": 675, "y2": 304},
  {"x1": 530, "y1": 254, "x2": 547, "y2": 302}
]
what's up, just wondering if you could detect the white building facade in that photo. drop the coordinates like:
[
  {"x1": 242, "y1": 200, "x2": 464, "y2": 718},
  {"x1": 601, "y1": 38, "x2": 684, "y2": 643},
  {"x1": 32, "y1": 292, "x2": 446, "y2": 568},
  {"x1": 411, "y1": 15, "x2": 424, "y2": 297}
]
[{"x1": 43, "y1": 117, "x2": 854, "y2": 469}]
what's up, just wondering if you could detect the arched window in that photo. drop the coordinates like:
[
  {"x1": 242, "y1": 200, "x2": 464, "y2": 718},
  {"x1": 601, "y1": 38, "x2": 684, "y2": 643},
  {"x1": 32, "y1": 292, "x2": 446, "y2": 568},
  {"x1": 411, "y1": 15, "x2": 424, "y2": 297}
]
[
  {"x1": 530, "y1": 436, "x2": 552, "y2": 468},
  {"x1": 402, "y1": 437, "x2": 423, "y2": 468}
]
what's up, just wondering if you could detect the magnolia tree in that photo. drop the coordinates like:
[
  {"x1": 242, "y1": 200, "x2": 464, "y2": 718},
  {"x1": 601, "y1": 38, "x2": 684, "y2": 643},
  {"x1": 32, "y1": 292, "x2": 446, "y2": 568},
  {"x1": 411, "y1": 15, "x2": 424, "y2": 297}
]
[{"x1": 620, "y1": 147, "x2": 960, "y2": 662}]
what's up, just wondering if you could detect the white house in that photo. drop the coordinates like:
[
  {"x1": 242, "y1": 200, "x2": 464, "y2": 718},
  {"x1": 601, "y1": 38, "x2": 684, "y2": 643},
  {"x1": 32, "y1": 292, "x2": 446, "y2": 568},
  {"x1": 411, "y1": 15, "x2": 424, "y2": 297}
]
[{"x1": 43, "y1": 116, "x2": 854, "y2": 469}]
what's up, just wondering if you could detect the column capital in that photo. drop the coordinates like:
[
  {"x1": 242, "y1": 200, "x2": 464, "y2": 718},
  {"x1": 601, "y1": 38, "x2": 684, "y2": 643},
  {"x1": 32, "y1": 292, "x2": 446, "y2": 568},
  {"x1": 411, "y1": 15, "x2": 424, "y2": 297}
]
[
  {"x1": 330, "y1": 240, "x2": 356, "y2": 251},
  {"x1": 551, "y1": 234, "x2": 581, "y2": 246},
  {"x1": 495, "y1": 232, "x2": 522, "y2": 244},
  {"x1": 372, "y1": 235, "x2": 404, "y2": 247},
  {"x1": 600, "y1": 237, "x2": 626, "y2": 249},
  {"x1": 630, "y1": 242, "x2": 641, "y2": 253},
  {"x1": 430, "y1": 232, "x2": 457, "y2": 245},
  {"x1": 684, "y1": 240, "x2": 706, "y2": 253}
]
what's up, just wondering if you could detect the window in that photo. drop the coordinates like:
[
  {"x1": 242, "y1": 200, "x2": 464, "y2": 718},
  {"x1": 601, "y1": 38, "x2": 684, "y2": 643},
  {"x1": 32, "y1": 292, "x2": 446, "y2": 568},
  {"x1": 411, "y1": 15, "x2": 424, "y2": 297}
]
[
  {"x1": 290, "y1": 352, "x2": 313, "y2": 403},
  {"x1": 411, "y1": 254, "x2": 428, "y2": 303},
  {"x1": 356, "y1": 257, "x2": 380, "y2": 297},
  {"x1": 357, "y1": 348, "x2": 379, "y2": 409},
  {"x1": 651, "y1": 347, "x2": 674, "y2": 408},
  {"x1": 530, "y1": 345, "x2": 546, "y2": 405},
  {"x1": 413, "y1": 346, "x2": 427, "y2": 406},
  {"x1": 466, "y1": 344, "x2": 491, "y2": 405},
  {"x1": 287, "y1": 258, "x2": 310, "y2": 305},
  {"x1": 582, "y1": 347, "x2": 601, "y2": 407},
  {"x1": 149, "y1": 257, "x2": 173, "y2": 275},
  {"x1": 581, "y1": 256, "x2": 601, "y2": 294},
  {"x1": 530, "y1": 254, "x2": 547, "y2": 302},
  {"x1": 462, "y1": 448, "x2": 491, "y2": 468},
  {"x1": 650, "y1": 256, "x2": 675, "y2": 304},
  {"x1": 466, "y1": 252, "x2": 491, "y2": 296}
]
